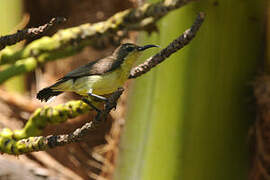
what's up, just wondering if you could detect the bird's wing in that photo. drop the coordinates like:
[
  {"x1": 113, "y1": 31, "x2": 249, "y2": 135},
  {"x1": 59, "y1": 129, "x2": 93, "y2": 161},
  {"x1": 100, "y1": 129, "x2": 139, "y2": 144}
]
[{"x1": 59, "y1": 56, "x2": 123, "y2": 81}]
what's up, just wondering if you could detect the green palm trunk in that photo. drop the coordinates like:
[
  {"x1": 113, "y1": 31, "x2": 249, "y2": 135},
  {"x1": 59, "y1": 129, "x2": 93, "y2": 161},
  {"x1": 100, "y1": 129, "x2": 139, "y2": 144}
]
[
  {"x1": 115, "y1": 0, "x2": 265, "y2": 180},
  {"x1": 0, "y1": 0, "x2": 24, "y2": 93}
]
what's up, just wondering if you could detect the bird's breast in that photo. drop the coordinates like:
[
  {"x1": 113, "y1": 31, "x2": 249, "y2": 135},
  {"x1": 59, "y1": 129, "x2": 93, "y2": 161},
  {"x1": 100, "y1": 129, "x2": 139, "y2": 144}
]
[{"x1": 72, "y1": 67, "x2": 129, "y2": 96}]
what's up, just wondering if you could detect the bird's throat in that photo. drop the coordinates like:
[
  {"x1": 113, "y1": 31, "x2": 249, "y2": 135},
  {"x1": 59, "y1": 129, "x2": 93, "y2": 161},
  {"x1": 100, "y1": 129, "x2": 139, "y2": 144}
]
[{"x1": 120, "y1": 52, "x2": 140, "y2": 78}]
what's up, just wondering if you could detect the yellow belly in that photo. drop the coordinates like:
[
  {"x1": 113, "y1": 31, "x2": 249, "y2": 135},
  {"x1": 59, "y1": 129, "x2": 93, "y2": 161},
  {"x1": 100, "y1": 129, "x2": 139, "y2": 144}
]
[{"x1": 53, "y1": 68, "x2": 128, "y2": 96}]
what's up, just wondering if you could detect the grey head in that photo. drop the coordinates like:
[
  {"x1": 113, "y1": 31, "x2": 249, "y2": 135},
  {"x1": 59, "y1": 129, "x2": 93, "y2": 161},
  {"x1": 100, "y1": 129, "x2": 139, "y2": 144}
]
[{"x1": 113, "y1": 43, "x2": 158, "y2": 60}]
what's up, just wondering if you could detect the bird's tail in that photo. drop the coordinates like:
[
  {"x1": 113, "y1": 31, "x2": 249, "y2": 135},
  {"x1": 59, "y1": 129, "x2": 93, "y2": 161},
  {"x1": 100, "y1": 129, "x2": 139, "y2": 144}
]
[{"x1": 37, "y1": 86, "x2": 63, "y2": 102}]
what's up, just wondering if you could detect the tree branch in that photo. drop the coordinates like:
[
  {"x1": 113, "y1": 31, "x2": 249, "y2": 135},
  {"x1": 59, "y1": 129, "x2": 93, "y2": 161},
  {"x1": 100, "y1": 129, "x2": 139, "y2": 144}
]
[
  {"x1": 0, "y1": 17, "x2": 66, "y2": 51},
  {"x1": 129, "y1": 12, "x2": 205, "y2": 78},
  {"x1": 3, "y1": 100, "x2": 93, "y2": 140},
  {"x1": 0, "y1": 88, "x2": 123, "y2": 155}
]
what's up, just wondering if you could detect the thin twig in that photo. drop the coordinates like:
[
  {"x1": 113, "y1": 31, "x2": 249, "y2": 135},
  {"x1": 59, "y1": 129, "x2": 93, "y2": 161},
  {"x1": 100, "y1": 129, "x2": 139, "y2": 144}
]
[
  {"x1": 0, "y1": 17, "x2": 66, "y2": 51},
  {"x1": 129, "y1": 12, "x2": 205, "y2": 79}
]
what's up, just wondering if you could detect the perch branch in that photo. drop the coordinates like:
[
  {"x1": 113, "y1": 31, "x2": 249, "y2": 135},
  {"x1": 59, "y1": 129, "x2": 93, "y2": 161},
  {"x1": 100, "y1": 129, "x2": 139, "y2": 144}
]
[
  {"x1": 0, "y1": 17, "x2": 66, "y2": 51},
  {"x1": 129, "y1": 12, "x2": 205, "y2": 78}
]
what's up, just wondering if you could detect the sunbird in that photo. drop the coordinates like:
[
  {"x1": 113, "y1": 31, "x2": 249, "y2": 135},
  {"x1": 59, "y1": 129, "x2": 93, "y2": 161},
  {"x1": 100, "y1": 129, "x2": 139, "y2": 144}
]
[{"x1": 37, "y1": 43, "x2": 157, "y2": 110}]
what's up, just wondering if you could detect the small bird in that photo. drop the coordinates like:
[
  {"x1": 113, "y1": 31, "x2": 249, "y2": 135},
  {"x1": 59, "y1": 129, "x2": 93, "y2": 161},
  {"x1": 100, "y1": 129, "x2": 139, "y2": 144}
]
[{"x1": 37, "y1": 43, "x2": 157, "y2": 110}]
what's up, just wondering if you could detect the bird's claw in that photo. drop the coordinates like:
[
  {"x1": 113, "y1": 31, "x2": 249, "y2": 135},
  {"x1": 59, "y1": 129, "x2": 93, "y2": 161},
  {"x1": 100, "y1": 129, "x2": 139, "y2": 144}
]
[
  {"x1": 112, "y1": 102, "x2": 117, "y2": 110},
  {"x1": 104, "y1": 99, "x2": 117, "y2": 111}
]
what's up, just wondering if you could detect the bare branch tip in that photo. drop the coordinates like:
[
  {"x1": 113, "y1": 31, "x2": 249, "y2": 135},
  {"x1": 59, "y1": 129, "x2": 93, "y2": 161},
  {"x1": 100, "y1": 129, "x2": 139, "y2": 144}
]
[
  {"x1": 53, "y1": 17, "x2": 67, "y2": 24},
  {"x1": 0, "y1": 16, "x2": 67, "y2": 51}
]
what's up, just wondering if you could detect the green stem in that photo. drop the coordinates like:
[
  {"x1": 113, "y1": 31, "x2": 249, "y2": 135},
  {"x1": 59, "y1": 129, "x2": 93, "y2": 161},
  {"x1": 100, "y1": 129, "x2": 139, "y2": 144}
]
[
  {"x1": 115, "y1": 0, "x2": 265, "y2": 180},
  {"x1": 0, "y1": 100, "x2": 94, "y2": 141},
  {"x1": 0, "y1": 0, "x2": 25, "y2": 93}
]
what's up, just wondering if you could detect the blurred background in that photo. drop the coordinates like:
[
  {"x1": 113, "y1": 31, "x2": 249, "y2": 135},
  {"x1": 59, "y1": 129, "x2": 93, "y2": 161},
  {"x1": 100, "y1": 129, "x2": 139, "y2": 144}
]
[{"x1": 0, "y1": 0, "x2": 267, "y2": 180}]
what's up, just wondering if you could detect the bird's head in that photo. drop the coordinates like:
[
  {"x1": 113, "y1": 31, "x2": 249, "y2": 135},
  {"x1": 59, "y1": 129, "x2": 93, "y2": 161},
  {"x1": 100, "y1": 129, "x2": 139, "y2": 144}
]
[{"x1": 113, "y1": 43, "x2": 158, "y2": 62}]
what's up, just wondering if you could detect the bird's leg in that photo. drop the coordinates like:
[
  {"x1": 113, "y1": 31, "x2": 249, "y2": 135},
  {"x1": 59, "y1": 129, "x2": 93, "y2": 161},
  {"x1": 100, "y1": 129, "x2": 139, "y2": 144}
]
[
  {"x1": 82, "y1": 98, "x2": 101, "y2": 113},
  {"x1": 82, "y1": 89, "x2": 108, "y2": 118},
  {"x1": 82, "y1": 98, "x2": 103, "y2": 119},
  {"x1": 87, "y1": 89, "x2": 108, "y2": 102},
  {"x1": 88, "y1": 93, "x2": 108, "y2": 102}
]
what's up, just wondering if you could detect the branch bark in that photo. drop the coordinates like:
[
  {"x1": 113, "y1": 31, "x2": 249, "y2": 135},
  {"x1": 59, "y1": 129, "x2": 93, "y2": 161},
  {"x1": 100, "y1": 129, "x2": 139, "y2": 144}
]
[
  {"x1": 129, "y1": 12, "x2": 205, "y2": 79},
  {"x1": 0, "y1": 17, "x2": 66, "y2": 51}
]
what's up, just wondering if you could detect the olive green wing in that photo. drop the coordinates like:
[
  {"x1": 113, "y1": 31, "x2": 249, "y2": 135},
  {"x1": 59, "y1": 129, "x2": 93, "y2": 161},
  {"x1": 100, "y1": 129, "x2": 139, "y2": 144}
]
[{"x1": 60, "y1": 56, "x2": 123, "y2": 81}]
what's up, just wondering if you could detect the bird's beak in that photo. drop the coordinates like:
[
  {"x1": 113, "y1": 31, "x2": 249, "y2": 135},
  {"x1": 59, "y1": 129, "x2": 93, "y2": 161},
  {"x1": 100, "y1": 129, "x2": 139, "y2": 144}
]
[{"x1": 137, "y1": 44, "x2": 159, "y2": 51}]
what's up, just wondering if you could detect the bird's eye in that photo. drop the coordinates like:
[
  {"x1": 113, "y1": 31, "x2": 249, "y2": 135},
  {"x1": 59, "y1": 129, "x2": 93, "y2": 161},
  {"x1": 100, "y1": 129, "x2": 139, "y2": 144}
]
[{"x1": 126, "y1": 46, "x2": 135, "y2": 52}]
